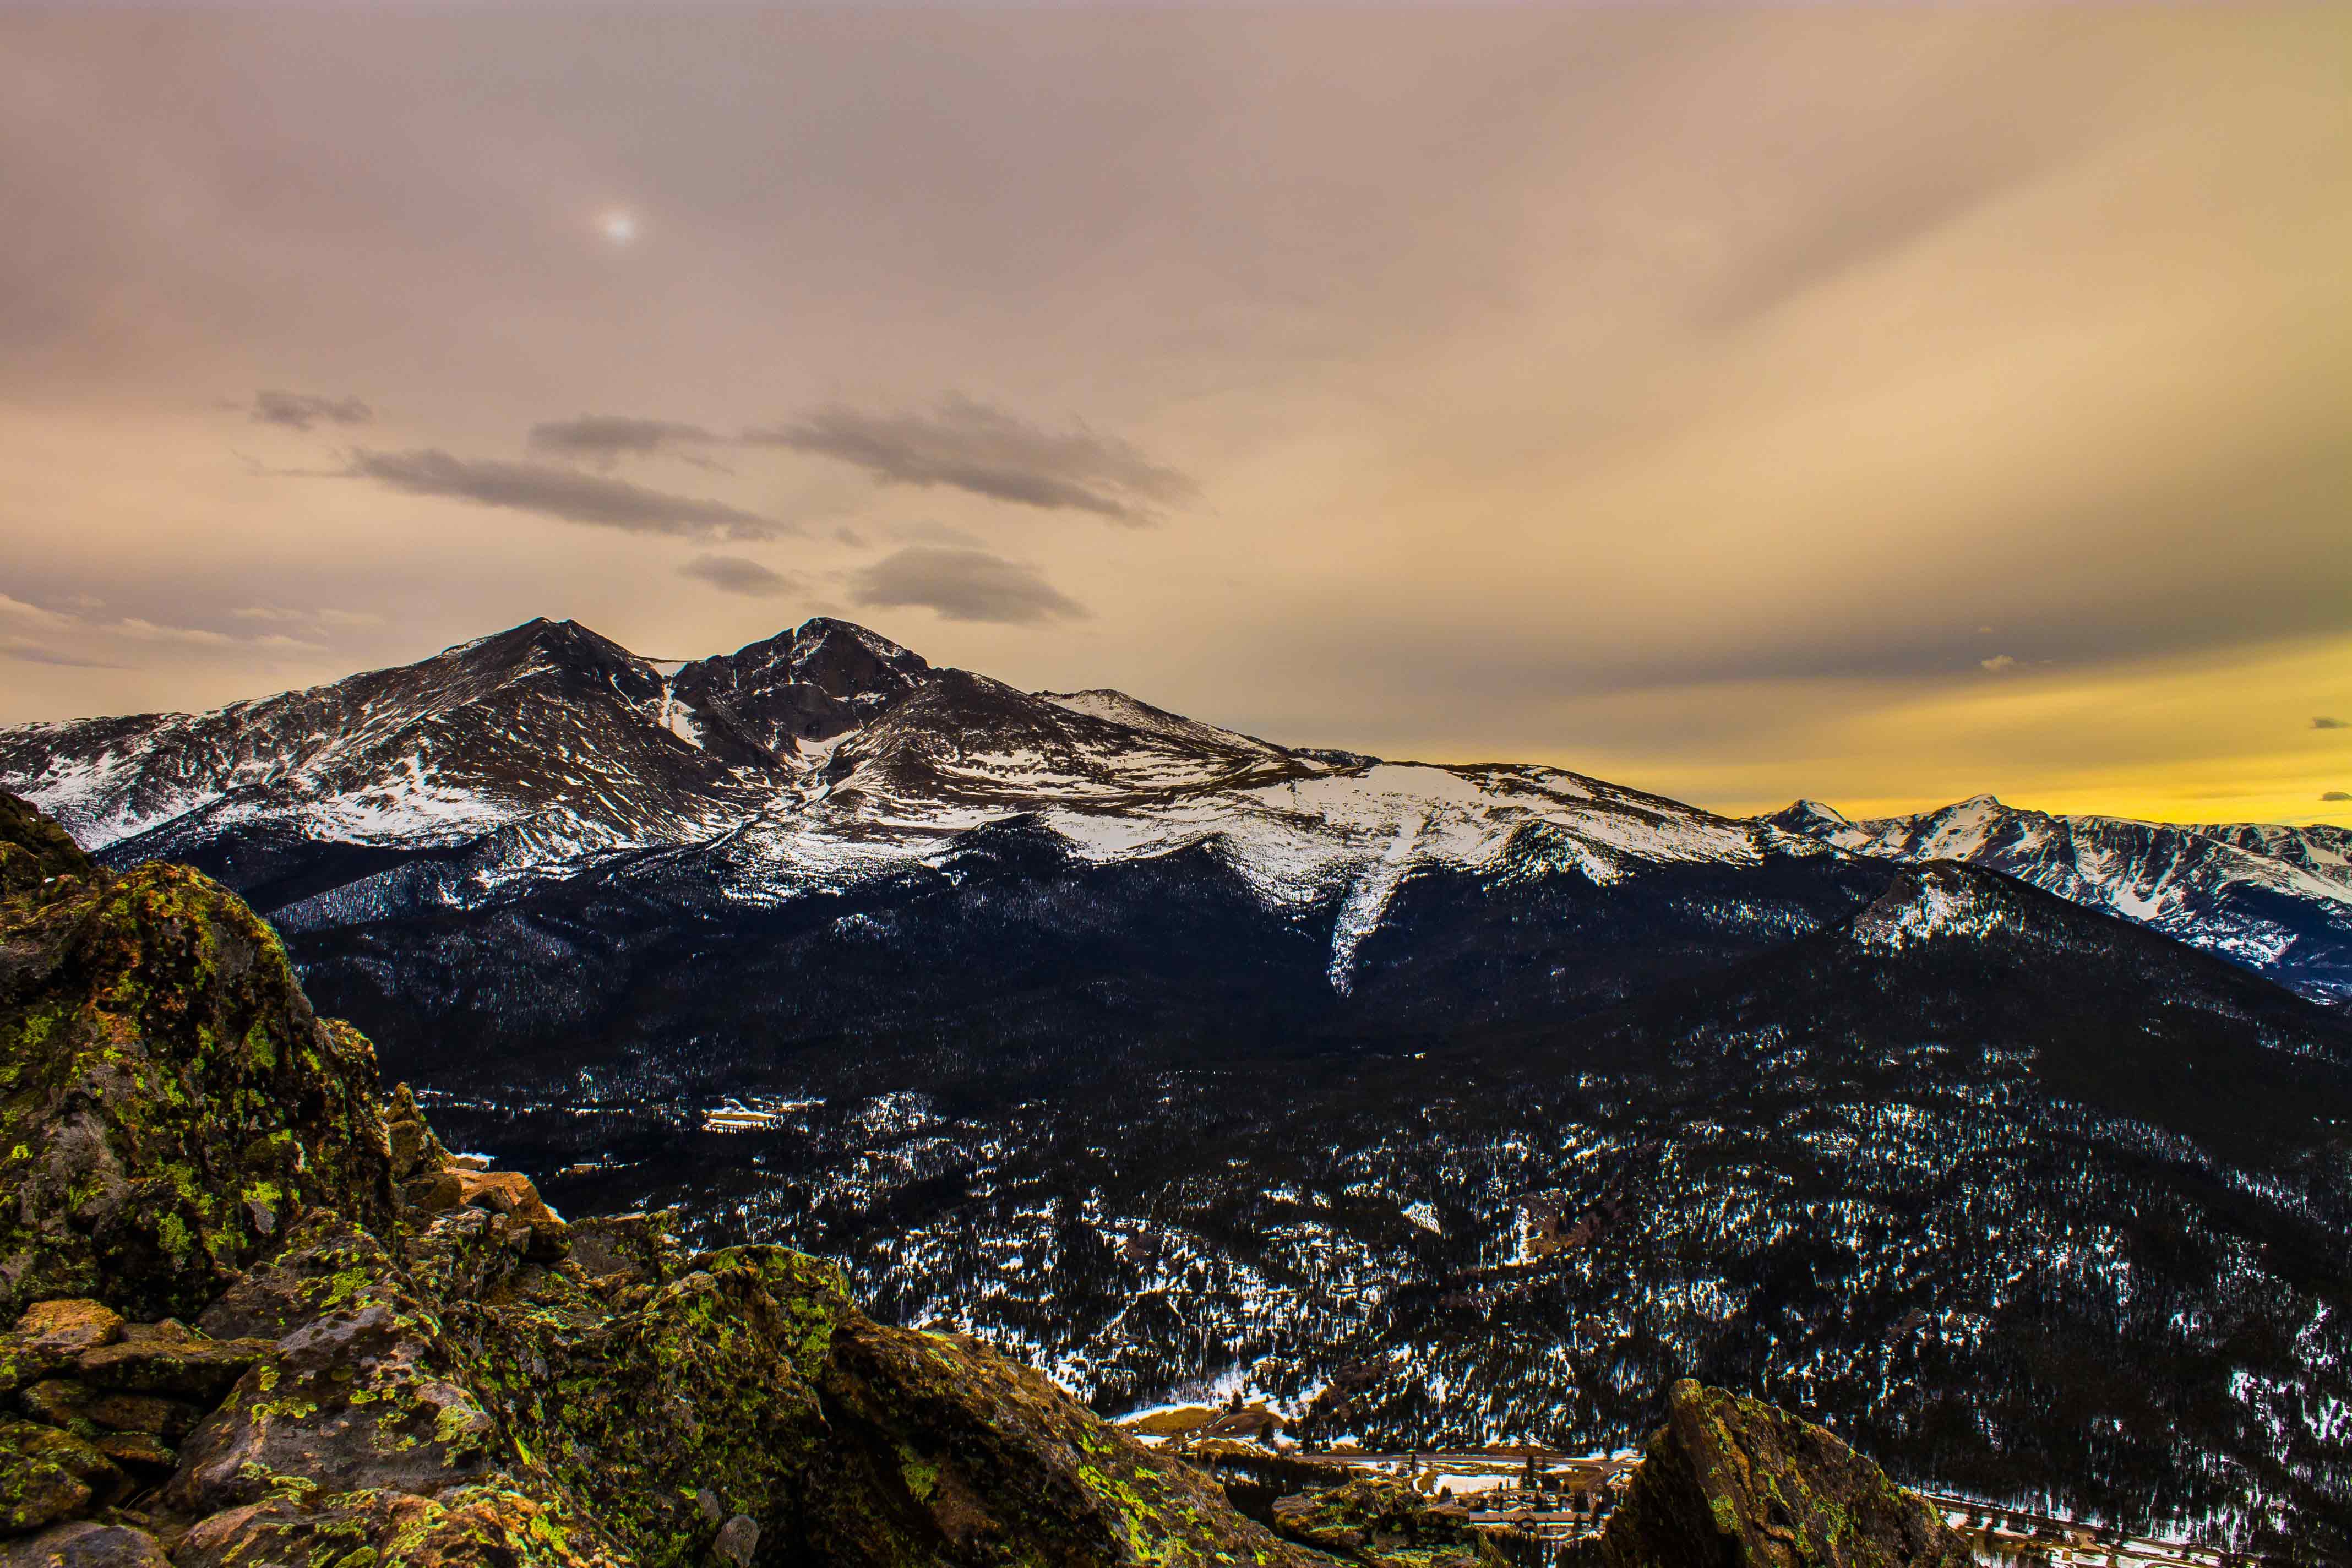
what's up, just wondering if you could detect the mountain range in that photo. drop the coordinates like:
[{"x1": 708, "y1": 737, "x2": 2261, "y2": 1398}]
[
  {"x1": 1766, "y1": 796, "x2": 2352, "y2": 1006},
  {"x1": 6, "y1": 616, "x2": 2351, "y2": 1555}
]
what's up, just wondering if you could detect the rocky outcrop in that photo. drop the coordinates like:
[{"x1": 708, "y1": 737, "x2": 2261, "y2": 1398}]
[
  {"x1": 0, "y1": 792, "x2": 397, "y2": 1322},
  {"x1": 0, "y1": 792, "x2": 1331, "y2": 1567},
  {"x1": 1589, "y1": 1380, "x2": 1972, "y2": 1568}
]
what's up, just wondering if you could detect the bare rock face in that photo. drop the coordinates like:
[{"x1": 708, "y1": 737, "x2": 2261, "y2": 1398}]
[{"x1": 1592, "y1": 1380, "x2": 1973, "y2": 1568}]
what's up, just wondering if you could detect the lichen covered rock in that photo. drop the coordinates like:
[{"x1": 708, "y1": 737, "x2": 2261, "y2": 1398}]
[
  {"x1": 0, "y1": 1516, "x2": 172, "y2": 1567},
  {"x1": 1592, "y1": 1380, "x2": 1973, "y2": 1568},
  {"x1": 0, "y1": 1419, "x2": 124, "y2": 1536},
  {"x1": 0, "y1": 848, "x2": 396, "y2": 1322},
  {"x1": 0, "y1": 796, "x2": 89, "y2": 910}
]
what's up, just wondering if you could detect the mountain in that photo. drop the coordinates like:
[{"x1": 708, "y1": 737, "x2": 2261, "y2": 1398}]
[
  {"x1": 9, "y1": 619, "x2": 2352, "y2": 1554},
  {"x1": 1763, "y1": 794, "x2": 2352, "y2": 1006},
  {"x1": 0, "y1": 616, "x2": 1882, "y2": 1022}
]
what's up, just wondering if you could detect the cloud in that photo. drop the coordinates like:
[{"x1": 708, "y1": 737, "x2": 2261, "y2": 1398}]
[
  {"x1": 886, "y1": 519, "x2": 987, "y2": 548},
  {"x1": 2323, "y1": 791, "x2": 2352, "y2": 802},
  {"x1": 251, "y1": 390, "x2": 373, "y2": 431},
  {"x1": 745, "y1": 395, "x2": 1194, "y2": 523},
  {"x1": 847, "y1": 546, "x2": 1087, "y2": 625},
  {"x1": 115, "y1": 618, "x2": 323, "y2": 651},
  {"x1": 526, "y1": 416, "x2": 721, "y2": 466},
  {"x1": 0, "y1": 594, "x2": 324, "y2": 661},
  {"x1": 678, "y1": 553, "x2": 801, "y2": 598},
  {"x1": 230, "y1": 605, "x2": 386, "y2": 636},
  {"x1": 1979, "y1": 654, "x2": 2017, "y2": 673},
  {"x1": 2315, "y1": 717, "x2": 2349, "y2": 730},
  {"x1": 346, "y1": 449, "x2": 786, "y2": 539},
  {"x1": 0, "y1": 635, "x2": 123, "y2": 669},
  {"x1": 0, "y1": 594, "x2": 79, "y2": 633}
]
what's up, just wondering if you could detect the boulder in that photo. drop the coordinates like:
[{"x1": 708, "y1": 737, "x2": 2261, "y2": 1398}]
[
  {"x1": 0, "y1": 1518, "x2": 171, "y2": 1568},
  {"x1": 164, "y1": 1296, "x2": 498, "y2": 1516},
  {"x1": 0, "y1": 1418, "x2": 125, "y2": 1536},
  {"x1": 1, "y1": 1310, "x2": 117, "y2": 1364},
  {"x1": 0, "y1": 796, "x2": 89, "y2": 906},
  {"x1": 0, "y1": 852, "x2": 398, "y2": 1322},
  {"x1": 461, "y1": 1246, "x2": 1325, "y2": 1567},
  {"x1": 1591, "y1": 1380, "x2": 1974, "y2": 1568},
  {"x1": 192, "y1": 1211, "x2": 405, "y2": 1343},
  {"x1": 0, "y1": 1308, "x2": 124, "y2": 1404},
  {"x1": 566, "y1": 1211, "x2": 683, "y2": 1288},
  {"x1": 449, "y1": 1170, "x2": 569, "y2": 1261}
]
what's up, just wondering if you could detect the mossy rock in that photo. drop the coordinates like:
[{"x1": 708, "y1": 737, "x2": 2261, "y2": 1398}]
[
  {"x1": 0, "y1": 859, "x2": 398, "y2": 1322},
  {"x1": 0, "y1": 1516, "x2": 172, "y2": 1566},
  {"x1": 0, "y1": 1417, "x2": 126, "y2": 1536},
  {"x1": 1594, "y1": 1380, "x2": 1973, "y2": 1568},
  {"x1": 168, "y1": 1481, "x2": 629, "y2": 1568},
  {"x1": 0, "y1": 794, "x2": 89, "y2": 909}
]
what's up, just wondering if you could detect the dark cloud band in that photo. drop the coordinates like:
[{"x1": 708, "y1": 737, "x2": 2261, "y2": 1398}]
[
  {"x1": 346, "y1": 449, "x2": 785, "y2": 539},
  {"x1": 678, "y1": 554, "x2": 800, "y2": 598},
  {"x1": 527, "y1": 416, "x2": 720, "y2": 462},
  {"x1": 745, "y1": 395, "x2": 1193, "y2": 524},
  {"x1": 252, "y1": 390, "x2": 373, "y2": 431},
  {"x1": 848, "y1": 545, "x2": 1086, "y2": 624}
]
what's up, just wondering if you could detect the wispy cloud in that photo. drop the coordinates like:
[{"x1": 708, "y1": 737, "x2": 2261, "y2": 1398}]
[
  {"x1": 747, "y1": 395, "x2": 1194, "y2": 524},
  {"x1": 848, "y1": 545, "x2": 1087, "y2": 624},
  {"x1": 0, "y1": 593, "x2": 325, "y2": 666},
  {"x1": 251, "y1": 390, "x2": 373, "y2": 431},
  {"x1": 527, "y1": 415, "x2": 723, "y2": 467},
  {"x1": 2323, "y1": 791, "x2": 2351, "y2": 802},
  {"x1": 0, "y1": 635, "x2": 124, "y2": 669},
  {"x1": 232, "y1": 605, "x2": 385, "y2": 630},
  {"x1": 2315, "y1": 717, "x2": 2349, "y2": 731},
  {"x1": 346, "y1": 449, "x2": 787, "y2": 539},
  {"x1": 678, "y1": 553, "x2": 801, "y2": 598},
  {"x1": 1979, "y1": 654, "x2": 2017, "y2": 673}
]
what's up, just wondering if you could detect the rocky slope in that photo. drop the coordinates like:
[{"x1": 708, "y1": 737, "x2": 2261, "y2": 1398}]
[{"x1": 1766, "y1": 795, "x2": 2352, "y2": 1005}]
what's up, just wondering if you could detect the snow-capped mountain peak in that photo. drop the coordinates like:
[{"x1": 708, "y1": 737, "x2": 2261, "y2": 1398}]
[{"x1": 2, "y1": 615, "x2": 1843, "y2": 997}]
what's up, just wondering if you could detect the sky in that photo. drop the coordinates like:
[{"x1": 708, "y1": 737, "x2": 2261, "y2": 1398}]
[{"x1": 3, "y1": 7, "x2": 2348, "y2": 827}]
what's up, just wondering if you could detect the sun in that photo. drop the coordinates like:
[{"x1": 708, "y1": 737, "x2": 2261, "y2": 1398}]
[{"x1": 598, "y1": 209, "x2": 639, "y2": 246}]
